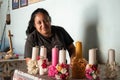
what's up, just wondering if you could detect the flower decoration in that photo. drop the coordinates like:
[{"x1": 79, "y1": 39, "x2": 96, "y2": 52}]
[
  {"x1": 55, "y1": 63, "x2": 69, "y2": 80},
  {"x1": 37, "y1": 56, "x2": 40, "y2": 60},
  {"x1": 48, "y1": 65, "x2": 58, "y2": 77},
  {"x1": 27, "y1": 59, "x2": 39, "y2": 75},
  {"x1": 15, "y1": 54, "x2": 19, "y2": 58},
  {"x1": 48, "y1": 63, "x2": 69, "y2": 80},
  {"x1": 105, "y1": 62, "x2": 119, "y2": 78},
  {"x1": 38, "y1": 57, "x2": 48, "y2": 75},
  {"x1": 41, "y1": 59, "x2": 47, "y2": 68},
  {"x1": 26, "y1": 56, "x2": 48, "y2": 75},
  {"x1": 85, "y1": 64, "x2": 99, "y2": 80}
]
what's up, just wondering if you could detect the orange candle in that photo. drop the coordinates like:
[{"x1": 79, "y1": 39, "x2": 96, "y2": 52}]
[{"x1": 75, "y1": 41, "x2": 82, "y2": 58}]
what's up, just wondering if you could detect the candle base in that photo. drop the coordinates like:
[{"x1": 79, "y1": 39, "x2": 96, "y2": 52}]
[
  {"x1": 85, "y1": 64, "x2": 99, "y2": 80},
  {"x1": 71, "y1": 57, "x2": 87, "y2": 79},
  {"x1": 105, "y1": 61, "x2": 119, "y2": 79}
]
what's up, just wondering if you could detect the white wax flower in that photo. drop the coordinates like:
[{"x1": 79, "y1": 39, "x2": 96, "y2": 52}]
[
  {"x1": 27, "y1": 60, "x2": 38, "y2": 75},
  {"x1": 61, "y1": 68, "x2": 67, "y2": 74}
]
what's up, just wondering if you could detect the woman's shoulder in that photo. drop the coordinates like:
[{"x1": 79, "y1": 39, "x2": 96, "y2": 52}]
[
  {"x1": 27, "y1": 30, "x2": 37, "y2": 40},
  {"x1": 52, "y1": 25, "x2": 65, "y2": 31}
]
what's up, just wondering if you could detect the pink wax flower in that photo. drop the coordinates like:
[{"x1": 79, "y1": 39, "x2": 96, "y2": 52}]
[
  {"x1": 85, "y1": 64, "x2": 99, "y2": 80},
  {"x1": 85, "y1": 68, "x2": 93, "y2": 79},
  {"x1": 48, "y1": 65, "x2": 58, "y2": 77},
  {"x1": 15, "y1": 54, "x2": 19, "y2": 57}
]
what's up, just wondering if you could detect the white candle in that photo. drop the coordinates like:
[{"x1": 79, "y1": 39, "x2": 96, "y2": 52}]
[
  {"x1": 108, "y1": 49, "x2": 115, "y2": 64},
  {"x1": 31, "y1": 46, "x2": 39, "y2": 60},
  {"x1": 40, "y1": 46, "x2": 47, "y2": 58},
  {"x1": 89, "y1": 48, "x2": 97, "y2": 64},
  {"x1": 40, "y1": 67, "x2": 44, "y2": 75},
  {"x1": 59, "y1": 49, "x2": 66, "y2": 64},
  {"x1": 38, "y1": 60, "x2": 44, "y2": 75}
]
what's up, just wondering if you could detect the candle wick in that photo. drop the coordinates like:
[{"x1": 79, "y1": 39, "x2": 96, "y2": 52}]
[
  {"x1": 41, "y1": 45, "x2": 45, "y2": 48},
  {"x1": 54, "y1": 45, "x2": 58, "y2": 48},
  {"x1": 62, "y1": 48, "x2": 65, "y2": 50}
]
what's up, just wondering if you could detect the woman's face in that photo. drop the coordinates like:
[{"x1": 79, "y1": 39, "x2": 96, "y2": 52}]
[{"x1": 34, "y1": 13, "x2": 51, "y2": 37}]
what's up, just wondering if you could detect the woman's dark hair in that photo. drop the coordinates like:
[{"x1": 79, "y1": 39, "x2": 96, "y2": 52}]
[{"x1": 26, "y1": 8, "x2": 51, "y2": 36}]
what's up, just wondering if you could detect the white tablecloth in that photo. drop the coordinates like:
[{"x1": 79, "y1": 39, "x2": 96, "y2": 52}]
[{"x1": 13, "y1": 64, "x2": 120, "y2": 80}]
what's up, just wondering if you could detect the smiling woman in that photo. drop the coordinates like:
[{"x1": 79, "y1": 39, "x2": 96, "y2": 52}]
[{"x1": 24, "y1": 8, "x2": 75, "y2": 63}]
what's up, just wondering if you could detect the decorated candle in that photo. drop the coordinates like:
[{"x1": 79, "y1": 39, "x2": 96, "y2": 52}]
[
  {"x1": 89, "y1": 48, "x2": 97, "y2": 64},
  {"x1": 76, "y1": 41, "x2": 82, "y2": 58},
  {"x1": 108, "y1": 49, "x2": 115, "y2": 64},
  {"x1": 52, "y1": 47, "x2": 59, "y2": 66},
  {"x1": 38, "y1": 59, "x2": 48, "y2": 75},
  {"x1": 71, "y1": 41, "x2": 87, "y2": 79},
  {"x1": 31, "y1": 46, "x2": 39, "y2": 60},
  {"x1": 59, "y1": 49, "x2": 66, "y2": 64},
  {"x1": 40, "y1": 46, "x2": 47, "y2": 58}
]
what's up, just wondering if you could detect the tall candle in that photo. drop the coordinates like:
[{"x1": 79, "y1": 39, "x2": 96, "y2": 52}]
[
  {"x1": 31, "y1": 46, "x2": 39, "y2": 60},
  {"x1": 59, "y1": 49, "x2": 66, "y2": 64},
  {"x1": 40, "y1": 46, "x2": 47, "y2": 58},
  {"x1": 52, "y1": 47, "x2": 59, "y2": 66},
  {"x1": 76, "y1": 41, "x2": 82, "y2": 58},
  {"x1": 108, "y1": 49, "x2": 115, "y2": 64},
  {"x1": 89, "y1": 48, "x2": 97, "y2": 64}
]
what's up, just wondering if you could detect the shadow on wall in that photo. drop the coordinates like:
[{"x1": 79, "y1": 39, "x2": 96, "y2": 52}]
[
  {"x1": 83, "y1": 23, "x2": 100, "y2": 62},
  {"x1": 83, "y1": 4, "x2": 102, "y2": 63}
]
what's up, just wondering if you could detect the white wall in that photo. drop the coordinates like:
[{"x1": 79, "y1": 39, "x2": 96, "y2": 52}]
[{"x1": 0, "y1": 0, "x2": 120, "y2": 64}]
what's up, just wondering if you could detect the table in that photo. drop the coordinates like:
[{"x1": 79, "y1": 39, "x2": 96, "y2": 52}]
[
  {"x1": 0, "y1": 59, "x2": 26, "y2": 79},
  {"x1": 13, "y1": 64, "x2": 120, "y2": 80}
]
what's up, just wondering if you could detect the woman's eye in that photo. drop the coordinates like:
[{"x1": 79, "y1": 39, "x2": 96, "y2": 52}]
[
  {"x1": 38, "y1": 21, "x2": 41, "y2": 24},
  {"x1": 45, "y1": 19, "x2": 49, "y2": 22}
]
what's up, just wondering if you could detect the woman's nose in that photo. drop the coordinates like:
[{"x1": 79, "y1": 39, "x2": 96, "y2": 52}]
[{"x1": 41, "y1": 21, "x2": 46, "y2": 27}]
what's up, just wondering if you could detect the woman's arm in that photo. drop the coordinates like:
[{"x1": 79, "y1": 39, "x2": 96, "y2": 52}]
[{"x1": 67, "y1": 43, "x2": 75, "y2": 61}]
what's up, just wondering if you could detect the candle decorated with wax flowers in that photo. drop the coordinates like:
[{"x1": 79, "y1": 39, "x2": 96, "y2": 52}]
[
  {"x1": 40, "y1": 46, "x2": 47, "y2": 58},
  {"x1": 85, "y1": 48, "x2": 99, "y2": 80},
  {"x1": 38, "y1": 57, "x2": 48, "y2": 75},
  {"x1": 38, "y1": 46, "x2": 48, "y2": 75},
  {"x1": 71, "y1": 41, "x2": 87, "y2": 79},
  {"x1": 52, "y1": 46, "x2": 59, "y2": 66},
  {"x1": 31, "y1": 46, "x2": 39, "y2": 60},
  {"x1": 88, "y1": 48, "x2": 97, "y2": 65},
  {"x1": 105, "y1": 49, "x2": 118, "y2": 79},
  {"x1": 108, "y1": 49, "x2": 115, "y2": 64},
  {"x1": 59, "y1": 48, "x2": 66, "y2": 64}
]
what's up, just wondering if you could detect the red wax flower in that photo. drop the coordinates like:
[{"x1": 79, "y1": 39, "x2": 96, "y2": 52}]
[
  {"x1": 41, "y1": 60, "x2": 47, "y2": 68},
  {"x1": 61, "y1": 63, "x2": 69, "y2": 69},
  {"x1": 60, "y1": 74, "x2": 66, "y2": 80},
  {"x1": 37, "y1": 56, "x2": 40, "y2": 60},
  {"x1": 92, "y1": 65, "x2": 98, "y2": 71}
]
